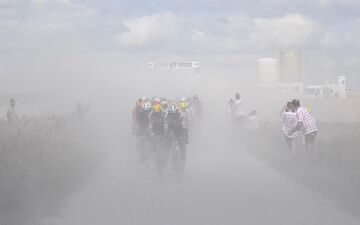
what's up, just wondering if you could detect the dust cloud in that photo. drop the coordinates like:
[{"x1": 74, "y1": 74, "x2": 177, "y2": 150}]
[
  {"x1": 0, "y1": 52, "x2": 359, "y2": 225},
  {"x1": 1, "y1": 1, "x2": 360, "y2": 223}
]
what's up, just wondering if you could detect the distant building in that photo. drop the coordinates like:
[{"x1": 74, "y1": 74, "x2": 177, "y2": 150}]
[
  {"x1": 303, "y1": 76, "x2": 347, "y2": 99},
  {"x1": 256, "y1": 49, "x2": 349, "y2": 99},
  {"x1": 280, "y1": 48, "x2": 301, "y2": 83},
  {"x1": 256, "y1": 49, "x2": 303, "y2": 97}
]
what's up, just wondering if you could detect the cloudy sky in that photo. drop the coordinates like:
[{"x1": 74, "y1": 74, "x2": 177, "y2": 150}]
[{"x1": 0, "y1": 0, "x2": 360, "y2": 92}]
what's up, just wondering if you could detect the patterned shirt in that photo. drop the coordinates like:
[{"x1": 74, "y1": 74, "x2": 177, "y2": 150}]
[
  {"x1": 280, "y1": 111, "x2": 298, "y2": 138},
  {"x1": 296, "y1": 107, "x2": 318, "y2": 135}
]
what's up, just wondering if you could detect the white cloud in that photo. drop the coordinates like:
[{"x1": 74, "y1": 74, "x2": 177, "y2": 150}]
[
  {"x1": 319, "y1": 0, "x2": 358, "y2": 6},
  {"x1": 0, "y1": 19, "x2": 21, "y2": 30},
  {"x1": 321, "y1": 32, "x2": 342, "y2": 47},
  {"x1": 0, "y1": 0, "x2": 25, "y2": 4},
  {"x1": 318, "y1": 17, "x2": 360, "y2": 49},
  {"x1": 190, "y1": 29, "x2": 240, "y2": 53},
  {"x1": 117, "y1": 12, "x2": 181, "y2": 48},
  {"x1": 32, "y1": 0, "x2": 72, "y2": 5},
  {"x1": 191, "y1": 14, "x2": 321, "y2": 53},
  {"x1": 232, "y1": 14, "x2": 318, "y2": 46},
  {"x1": 0, "y1": 0, "x2": 97, "y2": 52}
]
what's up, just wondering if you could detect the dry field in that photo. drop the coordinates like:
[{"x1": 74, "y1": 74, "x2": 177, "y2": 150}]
[
  {"x1": 245, "y1": 122, "x2": 360, "y2": 215},
  {"x1": 0, "y1": 115, "x2": 102, "y2": 225}
]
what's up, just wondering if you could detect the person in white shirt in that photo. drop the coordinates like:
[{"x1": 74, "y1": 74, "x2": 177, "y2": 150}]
[
  {"x1": 280, "y1": 102, "x2": 298, "y2": 157},
  {"x1": 231, "y1": 93, "x2": 245, "y2": 127},
  {"x1": 233, "y1": 93, "x2": 244, "y2": 117}
]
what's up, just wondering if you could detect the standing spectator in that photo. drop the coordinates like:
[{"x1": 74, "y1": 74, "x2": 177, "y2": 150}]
[
  {"x1": 7, "y1": 98, "x2": 18, "y2": 122},
  {"x1": 231, "y1": 93, "x2": 245, "y2": 127},
  {"x1": 247, "y1": 110, "x2": 261, "y2": 130},
  {"x1": 233, "y1": 93, "x2": 244, "y2": 117},
  {"x1": 228, "y1": 99, "x2": 234, "y2": 116},
  {"x1": 76, "y1": 102, "x2": 91, "y2": 120},
  {"x1": 289, "y1": 99, "x2": 318, "y2": 153},
  {"x1": 280, "y1": 102, "x2": 298, "y2": 158}
]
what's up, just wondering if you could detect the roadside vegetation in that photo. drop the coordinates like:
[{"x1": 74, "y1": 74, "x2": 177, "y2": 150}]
[
  {"x1": 0, "y1": 115, "x2": 102, "y2": 225},
  {"x1": 247, "y1": 122, "x2": 360, "y2": 215}
]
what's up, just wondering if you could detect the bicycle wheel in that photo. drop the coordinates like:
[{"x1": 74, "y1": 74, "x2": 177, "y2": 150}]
[
  {"x1": 172, "y1": 140, "x2": 183, "y2": 181},
  {"x1": 156, "y1": 140, "x2": 167, "y2": 177}
]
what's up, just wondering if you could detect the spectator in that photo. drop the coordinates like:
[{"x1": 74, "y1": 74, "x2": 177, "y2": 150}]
[
  {"x1": 289, "y1": 99, "x2": 318, "y2": 152},
  {"x1": 247, "y1": 110, "x2": 260, "y2": 130},
  {"x1": 7, "y1": 98, "x2": 18, "y2": 122},
  {"x1": 280, "y1": 102, "x2": 298, "y2": 158},
  {"x1": 230, "y1": 93, "x2": 245, "y2": 127},
  {"x1": 76, "y1": 102, "x2": 91, "y2": 119}
]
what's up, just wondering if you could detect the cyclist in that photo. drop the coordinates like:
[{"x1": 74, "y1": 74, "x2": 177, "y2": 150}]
[
  {"x1": 136, "y1": 102, "x2": 152, "y2": 135},
  {"x1": 150, "y1": 103, "x2": 166, "y2": 140},
  {"x1": 136, "y1": 102, "x2": 152, "y2": 163},
  {"x1": 132, "y1": 97, "x2": 145, "y2": 133},
  {"x1": 160, "y1": 99, "x2": 169, "y2": 115},
  {"x1": 178, "y1": 99, "x2": 192, "y2": 135},
  {"x1": 151, "y1": 97, "x2": 161, "y2": 106},
  {"x1": 166, "y1": 104, "x2": 188, "y2": 166},
  {"x1": 150, "y1": 103, "x2": 167, "y2": 172},
  {"x1": 192, "y1": 95, "x2": 203, "y2": 119}
]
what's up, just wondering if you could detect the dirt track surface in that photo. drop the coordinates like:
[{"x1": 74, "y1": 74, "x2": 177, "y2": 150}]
[{"x1": 45, "y1": 111, "x2": 360, "y2": 225}]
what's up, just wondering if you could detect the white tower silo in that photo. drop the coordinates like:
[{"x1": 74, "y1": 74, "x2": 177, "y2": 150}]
[{"x1": 280, "y1": 48, "x2": 301, "y2": 82}]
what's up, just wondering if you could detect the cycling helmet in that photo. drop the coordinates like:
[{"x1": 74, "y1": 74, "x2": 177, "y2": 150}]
[
  {"x1": 178, "y1": 101, "x2": 188, "y2": 110},
  {"x1": 152, "y1": 104, "x2": 162, "y2": 113},
  {"x1": 137, "y1": 97, "x2": 144, "y2": 106},
  {"x1": 168, "y1": 104, "x2": 178, "y2": 113},
  {"x1": 152, "y1": 97, "x2": 161, "y2": 105},
  {"x1": 161, "y1": 100, "x2": 168, "y2": 108},
  {"x1": 161, "y1": 102, "x2": 169, "y2": 113},
  {"x1": 142, "y1": 102, "x2": 152, "y2": 111}
]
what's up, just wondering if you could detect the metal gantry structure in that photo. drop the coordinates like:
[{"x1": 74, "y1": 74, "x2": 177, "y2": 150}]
[{"x1": 147, "y1": 61, "x2": 200, "y2": 73}]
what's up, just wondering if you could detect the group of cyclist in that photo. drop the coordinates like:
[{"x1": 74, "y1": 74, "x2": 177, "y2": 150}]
[{"x1": 132, "y1": 95, "x2": 202, "y2": 178}]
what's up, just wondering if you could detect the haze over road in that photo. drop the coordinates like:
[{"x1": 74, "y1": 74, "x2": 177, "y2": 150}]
[
  {"x1": 2, "y1": 1, "x2": 360, "y2": 224},
  {"x1": 44, "y1": 105, "x2": 360, "y2": 225}
]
